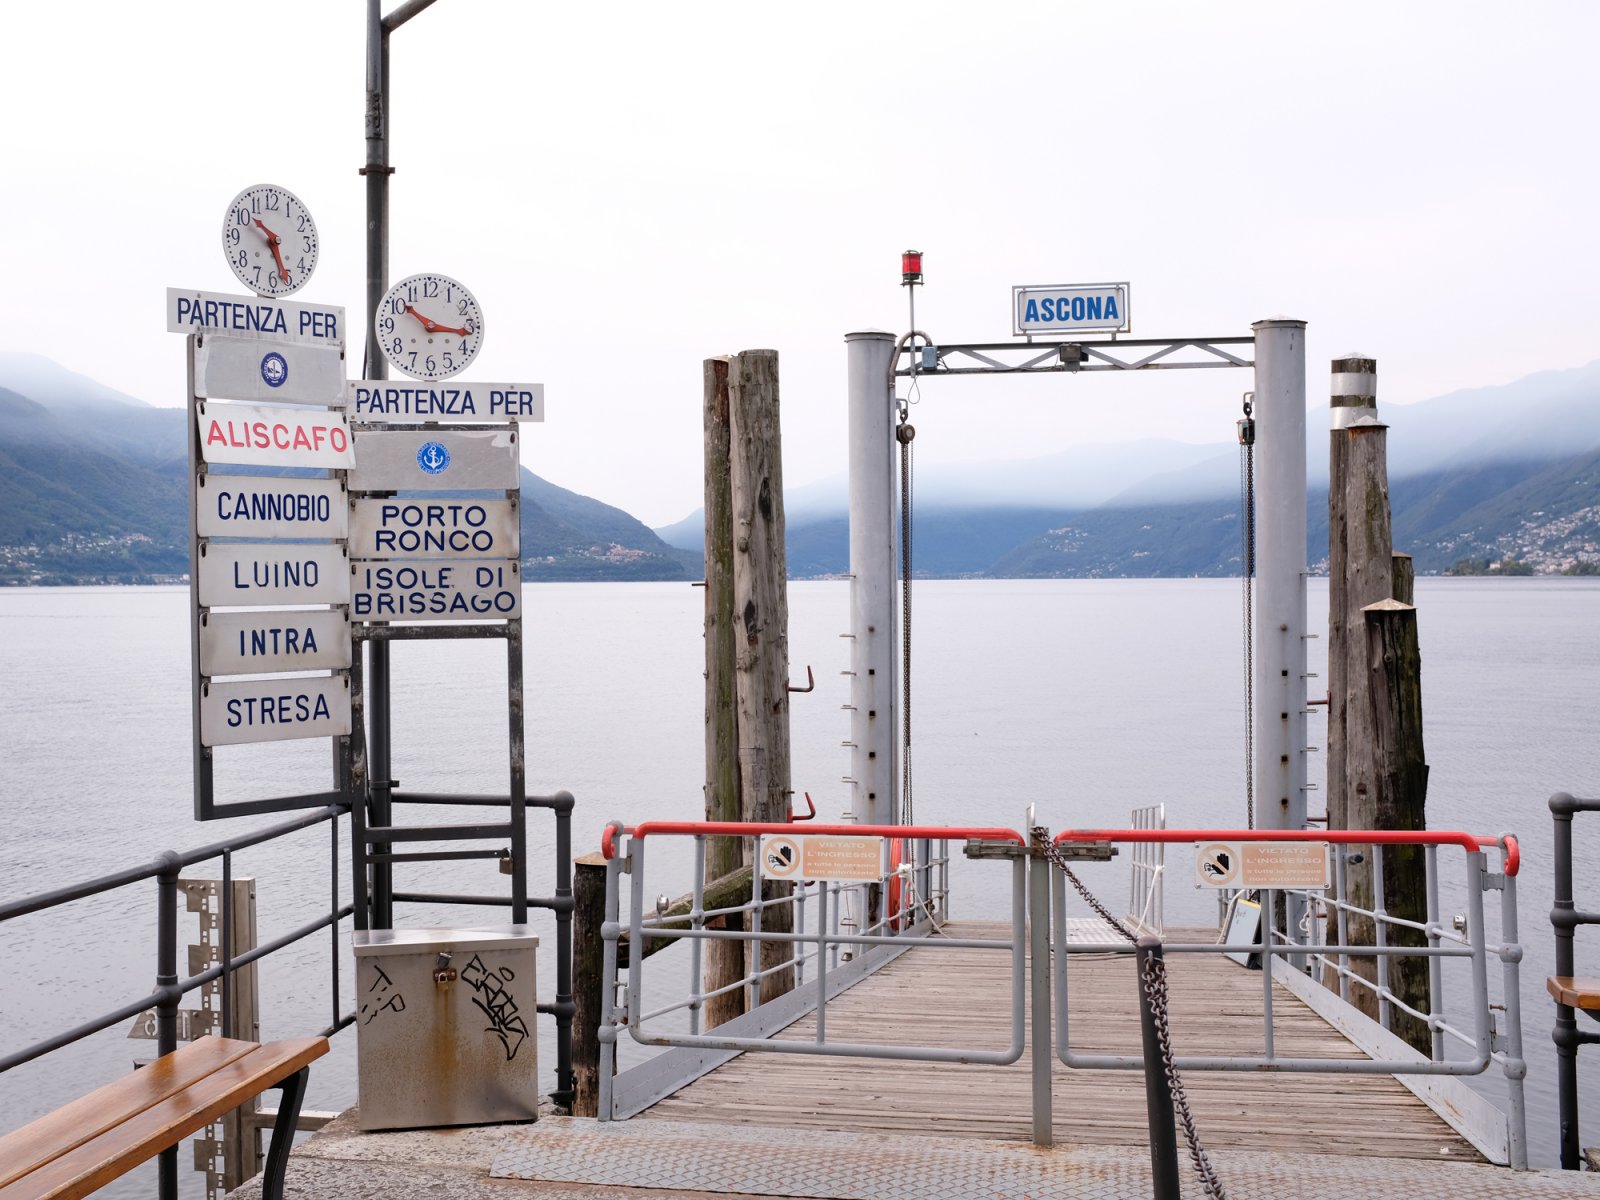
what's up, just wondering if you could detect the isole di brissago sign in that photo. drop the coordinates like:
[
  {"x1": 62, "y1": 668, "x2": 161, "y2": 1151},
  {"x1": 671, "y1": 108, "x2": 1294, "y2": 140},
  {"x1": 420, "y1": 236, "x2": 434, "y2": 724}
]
[{"x1": 1012, "y1": 283, "x2": 1130, "y2": 336}]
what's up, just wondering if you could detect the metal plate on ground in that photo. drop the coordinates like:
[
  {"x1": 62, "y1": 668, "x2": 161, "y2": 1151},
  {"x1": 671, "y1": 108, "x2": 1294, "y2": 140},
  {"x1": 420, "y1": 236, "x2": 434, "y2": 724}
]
[{"x1": 491, "y1": 1117, "x2": 1550, "y2": 1200}]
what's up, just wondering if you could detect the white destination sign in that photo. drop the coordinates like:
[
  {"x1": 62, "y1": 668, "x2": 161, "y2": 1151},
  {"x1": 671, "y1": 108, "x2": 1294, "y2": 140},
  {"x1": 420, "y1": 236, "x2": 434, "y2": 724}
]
[
  {"x1": 352, "y1": 559, "x2": 521, "y2": 623},
  {"x1": 349, "y1": 498, "x2": 519, "y2": 560},
  {"x1": 197, "y1": 401, "x2": 354, "y2": 470},
  {"x1": 200, "y1": 609, "x2": 352, "y2": 676},
  {"x1": 196, "y1": 335, "x2": 346, "y2": 405},
  {"x1": 195, "y1": 475, "x2": 347, "y2": 541},
  {"x1": 347, "y1": 428, "x2": 518, "y2": 493},
  {"x1": 1012, "y1": 283, "x2": 1130, "y2": 336},
  {"x1": 198, "y1": 543, "x2": 350, "y2": 607},
  {"x1": 201, "y1": 675, "x2": 351, "y2": 746},
  {"x1": 348, "y1": 380, "x2": 545, "y2": 422},
  {"x1": 167, "y1": 287, "x2": 344, "y2": 344},
  {"x1": 1194, "y1": 841, "x2": 1331, "y2": 890}
]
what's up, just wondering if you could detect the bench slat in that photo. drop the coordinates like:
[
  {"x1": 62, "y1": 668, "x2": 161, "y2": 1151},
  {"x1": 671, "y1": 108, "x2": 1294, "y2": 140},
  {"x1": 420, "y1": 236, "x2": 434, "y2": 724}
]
[
  {"x1": 0, "y1": 1037, "x2": 327, "y2": 1200},
  {"x1": 0, "y1": 1038, "x2": 258, "y2": 1190},
  {"x1": 1548, "y1": 975, "x2": 1600, "y2": 1009}
]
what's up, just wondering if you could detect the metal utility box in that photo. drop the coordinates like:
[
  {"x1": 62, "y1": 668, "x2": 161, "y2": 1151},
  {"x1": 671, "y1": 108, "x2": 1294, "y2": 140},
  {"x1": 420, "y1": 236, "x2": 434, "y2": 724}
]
[{"x1": 352, "y1": 925, "x2": 539, "y2": 1131}]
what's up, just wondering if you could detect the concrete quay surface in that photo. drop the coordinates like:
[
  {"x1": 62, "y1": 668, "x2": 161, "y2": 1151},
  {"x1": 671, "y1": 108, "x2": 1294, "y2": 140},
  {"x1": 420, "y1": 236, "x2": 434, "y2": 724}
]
[{"x1": 230, "y1": 1111, "x2": 1600, "y2": 1200}]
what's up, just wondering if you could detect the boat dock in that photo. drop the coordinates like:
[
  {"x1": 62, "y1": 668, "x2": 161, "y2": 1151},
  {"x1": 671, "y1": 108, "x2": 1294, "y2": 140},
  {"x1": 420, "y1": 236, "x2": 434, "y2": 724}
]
[{"x1": 243, "y1": 920, "x2": 1600, "y2": 1200}]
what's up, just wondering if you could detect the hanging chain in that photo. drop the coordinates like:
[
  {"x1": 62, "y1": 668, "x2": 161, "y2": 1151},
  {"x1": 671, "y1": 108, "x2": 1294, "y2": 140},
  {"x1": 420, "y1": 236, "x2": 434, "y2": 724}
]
[
  {"x1": 897, "y1": 402, "x2": 915, "y2": 827},
  {"x1": 1033, "y1": 831, "x2": 1228, "y2": 1200},
  {"x1": 1238, "y1": 393, "x2": 1257, "y2": 831}
]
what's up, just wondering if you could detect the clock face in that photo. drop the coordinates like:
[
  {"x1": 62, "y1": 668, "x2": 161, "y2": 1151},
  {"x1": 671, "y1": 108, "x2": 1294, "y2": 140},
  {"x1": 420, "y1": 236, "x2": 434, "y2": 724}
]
[
  {"x1": 222, "y1": 184, "x2": 318, "y2": 297},
  {"x1": 377, "y1": 273, "x2": 484, "y2": 380}
]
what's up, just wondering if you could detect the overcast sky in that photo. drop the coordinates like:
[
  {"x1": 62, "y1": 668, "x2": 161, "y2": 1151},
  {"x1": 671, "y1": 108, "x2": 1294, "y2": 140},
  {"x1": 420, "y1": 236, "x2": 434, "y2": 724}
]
[{"x1": 2, "y1": 2, "x2": 1596, "y2": 525}]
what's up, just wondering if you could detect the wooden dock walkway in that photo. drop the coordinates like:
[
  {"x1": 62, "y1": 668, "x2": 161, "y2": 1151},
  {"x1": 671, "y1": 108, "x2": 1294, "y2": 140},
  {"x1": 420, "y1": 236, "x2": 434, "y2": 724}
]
[{"x1": 642, "y1": 921, "x2": 1480, "y2": 1161}]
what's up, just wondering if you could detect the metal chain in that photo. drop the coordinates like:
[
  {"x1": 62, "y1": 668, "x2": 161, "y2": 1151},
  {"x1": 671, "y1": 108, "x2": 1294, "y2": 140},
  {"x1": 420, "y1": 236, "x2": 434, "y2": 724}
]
[
  {"x1": 898, "y1": 410, "x2": 915, "y2": 827},
  {"x1": 1034, "y1": 830, "x2": 1227, "y2": 1200},
  {"x1": 1239, "y1": 399, "x2": 1256, "y2": 831}
]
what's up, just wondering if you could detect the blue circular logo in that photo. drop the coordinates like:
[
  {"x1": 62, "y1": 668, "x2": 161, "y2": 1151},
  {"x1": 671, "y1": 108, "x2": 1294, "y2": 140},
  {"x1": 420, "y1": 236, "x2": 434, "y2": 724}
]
[
  {"x1": 260, "y1": 351, "x2": 288, "y2": 388},
  {"x1": 417, "y1": 441, "x2": 451, "y2": 475}
]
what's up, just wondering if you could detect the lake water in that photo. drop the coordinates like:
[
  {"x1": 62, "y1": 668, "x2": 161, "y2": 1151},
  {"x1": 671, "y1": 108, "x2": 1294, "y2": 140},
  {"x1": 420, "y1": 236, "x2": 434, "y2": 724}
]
[{"x1": 1, "y1": 578, "x2": 1597, "y2": 1187}]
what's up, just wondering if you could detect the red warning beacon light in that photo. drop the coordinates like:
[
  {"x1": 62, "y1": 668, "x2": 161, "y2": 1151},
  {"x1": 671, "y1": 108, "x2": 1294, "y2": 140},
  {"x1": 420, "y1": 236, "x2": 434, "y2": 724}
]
[{"x1": 901, "y1": 250, "x2": 923, "y2": 286}]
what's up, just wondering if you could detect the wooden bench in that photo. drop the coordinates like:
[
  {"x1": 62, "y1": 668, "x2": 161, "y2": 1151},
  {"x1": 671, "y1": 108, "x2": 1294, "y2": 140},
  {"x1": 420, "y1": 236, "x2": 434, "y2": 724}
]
[
  {"x1": 0, "y1": 1035, "x2": 328, "y2": 1200},
  {"x1": 1549, "y1": 975, "x2": 1600, "y2": 1011}
]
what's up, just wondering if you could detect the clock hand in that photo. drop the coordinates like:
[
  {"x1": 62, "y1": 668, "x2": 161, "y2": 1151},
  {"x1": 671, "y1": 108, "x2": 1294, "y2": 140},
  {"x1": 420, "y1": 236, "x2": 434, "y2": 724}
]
[
  {"x1": 253, "y1": 219, "x2": 290, "y2": 284},
  {"x1": 402, "y1": 304, "x2": 472, "y2": 337}
]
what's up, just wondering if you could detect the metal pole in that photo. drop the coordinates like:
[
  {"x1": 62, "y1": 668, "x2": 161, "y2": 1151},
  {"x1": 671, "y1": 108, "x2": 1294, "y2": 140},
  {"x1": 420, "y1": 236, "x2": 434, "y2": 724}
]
[
  {"x1": 363, "y1": 0, "x2": 394, "y2": 930},
  {"x1": 1499, "y1": 861, "x2": 1529, "y2": 1170},
  {"x1": 155, "y1": 850, "x2": 181, "y2": 1200},
  {"x1": 1028, "y1": 839, "x2": 1053, "y2": 1148},
  {"x1": 1136, "y1": 937, "x2": 1181, "y2": 1200},
  {"x1": 552, "y1": 790, "x2": 575, "y2": 1107},
  {"x1": 844, "y1": 332, "x2": 897, "y2": 831},
  {"x1": 1552, "y1": 794, "x2": 1581, "y2": 1168},
  {"x1": 1252, "y1": 318, "x2": 1308, "y2": 945}
]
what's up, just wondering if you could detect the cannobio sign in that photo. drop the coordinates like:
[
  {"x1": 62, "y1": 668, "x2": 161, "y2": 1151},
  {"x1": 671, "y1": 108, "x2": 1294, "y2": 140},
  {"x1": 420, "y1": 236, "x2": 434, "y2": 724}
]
[
  {"x1": 1012, "y1": 283, "x2": 1130, "y2": 336},
  {"x1": 195, "y1": 475, "x2": 347, "y2": 541}
]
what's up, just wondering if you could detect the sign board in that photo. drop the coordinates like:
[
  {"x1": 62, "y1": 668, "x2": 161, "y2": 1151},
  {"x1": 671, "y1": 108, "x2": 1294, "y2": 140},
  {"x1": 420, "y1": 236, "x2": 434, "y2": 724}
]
[
  {"x1": 199, "y1": 609, "x2": 352, "y2": 676},
  {"x1": 195, "y1": 475, "x2": 347, "y2": 541},
  {"x1": 352, "y1": 559, "x2": 521, "y2": 623},
  {"x1": 200, "y1": 675, "x2": 351, "y2": 746},
  {"x1": 347, "y1": 428, "x2": 519, "y2": 493},
  {"x1": 196, "y1": 401, "x2": 354, "y2": 470},
  {"x1": 167, "y1": 287, "x2": 344, "y2": 344},
  {"x1": 1012, "y1": 283, "x2": 1130, "y2": 336},
  {"x1": 1194, "y1": 841, "x2": 1330, "y2": 890},
  {"x1": 349, "y1": 498, "x2": 519, "y2": 560},
  {"x1": 759, "y1": 834, "x2": 884, "y2": 883},
  {"x1": 348, "y1": 380, "x2": 545, "y2": 422},
  {"x1": 197, "y1": 543, "x2": 351, "y2": 608},
  {"x1": 196, "y1": 334, "x2": 346, "y2": 405}
]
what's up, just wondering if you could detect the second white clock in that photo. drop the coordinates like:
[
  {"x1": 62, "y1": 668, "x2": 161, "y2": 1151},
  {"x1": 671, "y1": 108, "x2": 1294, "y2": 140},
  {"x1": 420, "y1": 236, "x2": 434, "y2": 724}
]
[{"x1": 377, "y1": 273, "x2": 484, "y2": 380}]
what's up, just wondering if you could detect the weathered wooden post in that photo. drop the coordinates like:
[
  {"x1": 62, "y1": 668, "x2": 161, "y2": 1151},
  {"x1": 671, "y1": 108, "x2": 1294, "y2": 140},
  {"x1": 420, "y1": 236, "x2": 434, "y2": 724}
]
[
  {"x1": 702, "y1": 356, "x2": 746, "y2": 1028},
  {"x1": 572, "y1": 852, "x2": 607, "y2": 1116},
  {"x1": 1363, "y1": 598, "x2": 1430, "y2": 1051},
  {"x1": 1325, "y1": 356, "x2": 1430, "y2": 1045},
  {"x1": 729, "y1": 348, "x2": 794, "y2": 1000}
]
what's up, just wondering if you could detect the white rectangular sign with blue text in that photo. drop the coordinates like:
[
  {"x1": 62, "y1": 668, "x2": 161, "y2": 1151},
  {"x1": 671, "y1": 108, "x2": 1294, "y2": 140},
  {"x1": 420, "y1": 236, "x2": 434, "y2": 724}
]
[
  {"x1": 167, "y1": 287, "x2": 344, "y2": 344},
  {"x1": 200, "y1": 675, "x2": 351, "y2": 746},
  {"x1": 348, "y1": 380, "x2": 544, "y2": 422},
  {"x1": 198, "y1": 543, "x2": 350, "y2": 607},
  {"x1": 1012, "y1": 283, "x2": 1130, "y2": 336},
  {"x1": 196, "y1": 335, "x2": 346, "y2": 405}
]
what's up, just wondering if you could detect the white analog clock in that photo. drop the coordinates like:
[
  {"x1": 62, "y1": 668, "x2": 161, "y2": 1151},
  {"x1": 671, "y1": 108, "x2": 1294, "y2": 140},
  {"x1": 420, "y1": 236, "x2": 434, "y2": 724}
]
[
  {"x1": 222, "y1": 184, "x2": 318, "y2": 297},
  {"x1": 377, "y1": 273, "x2": 484, "y2": 380}
]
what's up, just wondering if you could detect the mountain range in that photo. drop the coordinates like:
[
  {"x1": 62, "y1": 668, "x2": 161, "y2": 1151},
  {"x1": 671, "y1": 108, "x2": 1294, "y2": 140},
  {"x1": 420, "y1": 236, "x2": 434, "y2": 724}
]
[{"x1": 1, "y1": 352, "x2": 1596, "y2": 584}]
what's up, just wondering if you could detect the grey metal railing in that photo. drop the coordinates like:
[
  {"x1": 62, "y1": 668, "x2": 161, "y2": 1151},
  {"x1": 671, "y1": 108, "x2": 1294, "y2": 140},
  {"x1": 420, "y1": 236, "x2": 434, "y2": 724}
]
[
  {"x1": 1550, "y1": 790, "x2": 1600, "y2": 1169},
  {"x1": 595, "y1": 821, "x2": 1028, "y2": 1124},
  {"x1": 1049, "y1": 827, "x2": 1528, "y2": 1168}
]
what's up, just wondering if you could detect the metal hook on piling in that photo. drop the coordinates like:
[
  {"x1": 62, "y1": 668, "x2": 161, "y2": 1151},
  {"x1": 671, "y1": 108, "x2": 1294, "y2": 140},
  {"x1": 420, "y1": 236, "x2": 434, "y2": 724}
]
[
  {"x1": 787, "y1": 665, "x2": 815, "y2": 693},
  {"x1": 789, "y1": 793, "x2": 817, "y2": 822}
]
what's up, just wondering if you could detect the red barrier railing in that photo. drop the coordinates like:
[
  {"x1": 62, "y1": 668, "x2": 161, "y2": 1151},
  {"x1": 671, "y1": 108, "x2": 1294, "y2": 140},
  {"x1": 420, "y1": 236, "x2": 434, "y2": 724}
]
[
  {"x1": 1052, "y1": 827, "x2": 1520, "y2": 877},
  {"x1": 601, "y1": 820, "x2": 1025, "y2": 861}
]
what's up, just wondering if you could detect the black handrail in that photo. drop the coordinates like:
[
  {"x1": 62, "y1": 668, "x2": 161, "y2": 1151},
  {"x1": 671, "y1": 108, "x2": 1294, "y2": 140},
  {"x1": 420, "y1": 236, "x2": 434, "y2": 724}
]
[{"x1": 1550, "y1": 790, "x2": 1600, "y2": 1169}]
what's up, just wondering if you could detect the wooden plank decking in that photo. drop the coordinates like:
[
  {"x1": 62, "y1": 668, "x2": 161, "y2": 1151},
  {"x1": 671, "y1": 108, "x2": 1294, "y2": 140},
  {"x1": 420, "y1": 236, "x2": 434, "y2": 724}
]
[{"x1": 641, "y1": 921, "x2": 1481, "y2": 1162}]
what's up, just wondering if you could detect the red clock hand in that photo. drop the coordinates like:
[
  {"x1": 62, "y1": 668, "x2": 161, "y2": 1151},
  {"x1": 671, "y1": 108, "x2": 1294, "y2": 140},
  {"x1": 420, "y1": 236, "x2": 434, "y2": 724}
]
[
  {"x1": 253, "y1": 219, "x2": 290, "y2": 284},
  {"x1": 403, "y1": 304, "x2": 471, "y2": 337}
]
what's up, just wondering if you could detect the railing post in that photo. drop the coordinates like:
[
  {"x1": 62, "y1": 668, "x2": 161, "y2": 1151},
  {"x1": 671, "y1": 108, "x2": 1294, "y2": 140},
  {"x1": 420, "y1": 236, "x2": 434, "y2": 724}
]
[
  {"x1": 552, "y1": 791, "x2": 575, "y2": 1110},
  {"x1": 596, "y1": 848, "x2": 624, "y2": 1122},
  {"x1": 1136, "y1": 937, "x2": 1181, "y2": 1200},
  {"x1": 1552, "y1": 794, "x2": 1582, "y2": 1169},
  {"x1": 1498, "y1": 854, "x2": 1529, "y2": 1169},
  {"x1": 1028, "y1": 830, "x2": 1053, "y2": 1148},
  {"x1": 155, "y1": 849, "x2": 182, "y2": 1200}
]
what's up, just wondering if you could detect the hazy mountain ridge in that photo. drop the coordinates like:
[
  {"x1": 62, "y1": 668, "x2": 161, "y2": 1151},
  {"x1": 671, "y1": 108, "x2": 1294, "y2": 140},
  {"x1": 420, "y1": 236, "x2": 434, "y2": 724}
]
[{"x1": 2, "y1": 354, "x2": 1596, "y2": 583}]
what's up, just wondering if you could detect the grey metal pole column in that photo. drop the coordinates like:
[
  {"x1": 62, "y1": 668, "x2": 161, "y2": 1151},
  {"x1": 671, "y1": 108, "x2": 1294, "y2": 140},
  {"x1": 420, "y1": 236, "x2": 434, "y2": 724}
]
[
  {"x1": 363, "y1": 0, "x2": 394, "y2": 930},
  {"x1": 1252, "y1": 319, "x2": 1309, "y2": 942},
  {"x1": 845, "y1": 332, "x2": 897, "y2": 830}
]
